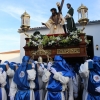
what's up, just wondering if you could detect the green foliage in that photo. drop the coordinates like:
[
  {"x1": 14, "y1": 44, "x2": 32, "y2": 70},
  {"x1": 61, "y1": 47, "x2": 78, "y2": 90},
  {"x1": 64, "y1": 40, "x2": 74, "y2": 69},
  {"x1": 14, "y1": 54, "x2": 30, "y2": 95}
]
[{"x1": 27, "y1": 30, "x2": 90, "y2": 47}]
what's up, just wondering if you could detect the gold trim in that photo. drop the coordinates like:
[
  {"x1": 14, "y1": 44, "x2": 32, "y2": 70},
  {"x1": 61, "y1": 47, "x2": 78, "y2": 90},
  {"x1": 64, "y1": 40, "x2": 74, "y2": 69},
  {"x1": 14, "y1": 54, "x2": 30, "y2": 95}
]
[
  {"x1": 57, "y1": 48, "x2": 80, "y2": 54},
  {"x1": 21, "y1": 11, "x2": 30, "y2": 18},
  {"x1": 30, "y1": 44, "x2": 51, "y2": 61},
  {"x1": 31, "y1": 50, "x2": 51, "y2": 55}
]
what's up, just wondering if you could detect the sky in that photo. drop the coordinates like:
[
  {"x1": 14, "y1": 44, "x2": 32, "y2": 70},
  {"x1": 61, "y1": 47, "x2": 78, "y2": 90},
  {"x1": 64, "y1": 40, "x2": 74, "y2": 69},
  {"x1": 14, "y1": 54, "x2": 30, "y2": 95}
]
[{"x1": 0, "y1": 0, "x2": 100, "y2": 52}]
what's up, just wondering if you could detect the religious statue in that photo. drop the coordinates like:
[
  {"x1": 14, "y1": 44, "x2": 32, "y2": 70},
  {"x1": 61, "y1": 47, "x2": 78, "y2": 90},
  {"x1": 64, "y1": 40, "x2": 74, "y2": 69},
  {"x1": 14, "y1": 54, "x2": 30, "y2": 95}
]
[
  {"x1": 42, "y1": 7, "x2": 65, "y2": 34},
  {"x1": 65, "y1": 3, "x2": 77, "y2": 33}
]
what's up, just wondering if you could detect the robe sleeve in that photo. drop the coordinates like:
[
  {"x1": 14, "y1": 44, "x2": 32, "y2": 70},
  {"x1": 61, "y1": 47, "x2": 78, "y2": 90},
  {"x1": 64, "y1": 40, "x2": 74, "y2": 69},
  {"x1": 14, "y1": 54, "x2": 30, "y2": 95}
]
[
  {"x1": 68, "y1": 78, "x2": 74, "y2": 100},
  {"x1": 38, "y1": 67, "x2": 44, "y2": 76},
  {"x1": 6, "y1": 67, "x2": 14, "y2": 78},
  {"x1": 53, "y1": 72, "x2": 69, "y2": 84},
  {"x1": 27, "y1": 69, "x2": 36, "y2": 81},
  {"x1": 44, "y1": 19, "x2": 54, "y2": 29},
  {"x1": 79, "y1": 62, "x2": 89, "y2": 78},
  {"x1": 72, "y1": 76, "x2": 78, "y2": 98},
  {"x1": 0, "y1": 71, "x2": 6, "y2": 86},
  {"x1": 9, "y1": 80, "x2": 17, "y2": 97},
  {"x1": 29, "y1": 80, "x2": 35, "y2": 89},
  {"x1": 60, "y1": 14, "x2": 65, "y2": 25},
  {"x1": 42, "y1": 68, "x2": 51, "y2": 82}
]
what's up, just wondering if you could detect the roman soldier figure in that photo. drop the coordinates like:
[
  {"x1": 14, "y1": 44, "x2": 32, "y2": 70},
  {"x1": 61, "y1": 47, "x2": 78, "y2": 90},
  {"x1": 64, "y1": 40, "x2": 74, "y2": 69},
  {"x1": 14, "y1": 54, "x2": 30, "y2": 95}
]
[{"x1": 65, "y1": 3, "x2": 77, "y2": 33}]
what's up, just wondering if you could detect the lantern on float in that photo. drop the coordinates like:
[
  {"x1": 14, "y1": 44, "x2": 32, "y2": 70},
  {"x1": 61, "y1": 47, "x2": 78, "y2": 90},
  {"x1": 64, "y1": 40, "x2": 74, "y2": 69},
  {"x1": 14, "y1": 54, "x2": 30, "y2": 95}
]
[
  {"x1": 77, "y1": 4, "x2": 89, "y2": 33},
  {"x1": 20, "y1": 11, "x2": 30, "y2": 37}
]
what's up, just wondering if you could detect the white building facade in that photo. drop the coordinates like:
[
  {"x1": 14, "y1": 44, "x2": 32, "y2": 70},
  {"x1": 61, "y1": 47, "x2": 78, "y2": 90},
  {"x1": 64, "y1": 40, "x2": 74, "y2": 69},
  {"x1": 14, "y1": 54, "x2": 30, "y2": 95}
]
[
  {"x1": 19, "y1": 20, "x2": 100, "y2": 62},
  {"x1": 0, "y1": 50, "x2": 20, "y2": 63}
]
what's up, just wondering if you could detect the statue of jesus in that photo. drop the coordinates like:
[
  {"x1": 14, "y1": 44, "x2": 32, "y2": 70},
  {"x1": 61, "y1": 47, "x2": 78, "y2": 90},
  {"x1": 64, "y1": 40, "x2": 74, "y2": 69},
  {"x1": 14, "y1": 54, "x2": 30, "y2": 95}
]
[{"x1": 42, "y1": 8, "x2": 65, "y2": 34}]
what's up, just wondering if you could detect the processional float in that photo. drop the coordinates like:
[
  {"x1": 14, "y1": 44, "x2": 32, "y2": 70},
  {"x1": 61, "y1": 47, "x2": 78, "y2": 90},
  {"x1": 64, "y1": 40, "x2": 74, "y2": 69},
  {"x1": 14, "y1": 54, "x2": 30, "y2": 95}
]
[{"x1": 19, "y1": 4, "x2": 89, "y2": 63}]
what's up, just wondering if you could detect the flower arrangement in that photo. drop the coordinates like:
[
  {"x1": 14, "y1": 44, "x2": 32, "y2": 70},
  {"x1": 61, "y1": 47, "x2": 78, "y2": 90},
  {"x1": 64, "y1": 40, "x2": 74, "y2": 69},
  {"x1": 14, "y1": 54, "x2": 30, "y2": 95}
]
[{"x1": 27, "y1": 30, "x2": 90, "y2": 47}]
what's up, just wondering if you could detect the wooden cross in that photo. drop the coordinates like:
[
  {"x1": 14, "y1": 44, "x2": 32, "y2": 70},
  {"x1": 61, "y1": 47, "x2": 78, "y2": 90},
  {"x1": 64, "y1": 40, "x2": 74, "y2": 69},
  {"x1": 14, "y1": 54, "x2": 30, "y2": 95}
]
[{"x1": 60, "y1": 0, "x2": 64, "y2": 11}]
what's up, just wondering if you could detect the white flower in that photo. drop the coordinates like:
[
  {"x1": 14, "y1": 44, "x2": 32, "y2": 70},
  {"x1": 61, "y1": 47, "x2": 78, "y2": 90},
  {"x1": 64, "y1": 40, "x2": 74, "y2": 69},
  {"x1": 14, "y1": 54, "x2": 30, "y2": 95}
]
[
  {"x1": 32, "y1": 41, "x2": 39, "y2": 46},
  {"x1": 74, "y1": 30, "x2": 77, "y2": 33},
  {"x1": 34, "y1": 34, "x2": 41, "y2": 39},
  {"x1": 51, "y1": 41, "x2": 55, "y2": 44},
  {"x1": 48, "y1": 41, "x2": 55, "y2": 45},
  {"x1": 72, "y1": 35, "x2": 78, "y2": 39},
  {"x1": 37, "y1": 35, "x2": 41, "y2": 38},
  {"x1": 70, "y1": 31, "x2": 78, "y2": 35},
  {"x1": 32, "y1": 41, "x2": 36, "y2": 44},
  {"x1": 70, "y1": 31, "x2": 74, "y2": 35},
  {"x1": 38, "y1": 39, "x2": 42, "y2": 44},
  {"x1": 34, "y1": 35, "x2": 38, "y2": 38},
  {"x1": 66, "y1": 37, "x2": 69, "y2": 40},
  {"x1": 35, "y1": 43, "x2": 39, "y2": 46},
  {"x1": 48, "y1": 42, "x2": 52, "y2": 45},
  {"x1": 56, "y1": 37, "x2": 61, "y2": 41},
  {"x1": 77, "y1": 29, "x2": 81, "y2": 33}
]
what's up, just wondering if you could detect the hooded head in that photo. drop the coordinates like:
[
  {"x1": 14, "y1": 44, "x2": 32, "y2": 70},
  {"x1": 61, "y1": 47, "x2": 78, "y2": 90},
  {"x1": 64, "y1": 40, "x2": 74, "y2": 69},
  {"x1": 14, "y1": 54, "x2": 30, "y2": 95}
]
[
  {"x1": 53, "y1": 55, "x2": 73, "y2": 77},
  {"x1": 9, "y1": 62, "x2": 17, "y2": 71},
  {"x1": 4, "y1": 61, "x2": 10, "y2": 65},
  {"x1": 10, "y1": 62, "x2": 16, "y2": 65},
  {"x1": 22, "y1": 56, "x2": 30, "y2": 63},
  {"x1": 13, "y1": 56, "x2": 31, "y2": 88},
  {"x1": 54, "y1": 55, "x2": 63, "y2": 61}
]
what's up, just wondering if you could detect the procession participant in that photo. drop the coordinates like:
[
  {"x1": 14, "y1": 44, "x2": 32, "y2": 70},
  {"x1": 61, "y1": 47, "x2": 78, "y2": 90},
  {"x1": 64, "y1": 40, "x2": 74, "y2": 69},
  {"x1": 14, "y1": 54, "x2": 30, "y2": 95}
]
[
  {"x1": 29, "y1": 57, "x2": 45, "y2": 100},
  {"x1": 65, "y1": 3, "x2": 77, "y2": 33},
  {"x1": 68, "y1": 63, "x2": 81, "y2": 100},
  {"x1": 0, "y1": 64, "x2": 7, "y2": 100},
  {"x1": 79, "y1": 56, "x2": 100, "y2": 100},
  {"x1": 42, "y1": 8, "x2": 65, "y2": 34},
  {"x1": 9, "y1": 56, "x2": 36, "y2": 100},
  {"x1": 42, "y1": 55, "x2": 72, "y2": 100},
  {"x1": 9, "y1": 62, "x2": 18, "y2": 84},
  {"x1": 3, "y1": 61, "x2": 18, "y2": 100},
  {"x1": 10, "y1": 62, "x2": 18, "y2": 70},
  {"x1": 61, "y1": 59, "x2": 74, "y2": 100},
  {"x1": 3, "y1": 61, "x2": 15, "y2": 100},
  {"x1": 43, "y1": 58, "x2": 54, "y2": 99}
]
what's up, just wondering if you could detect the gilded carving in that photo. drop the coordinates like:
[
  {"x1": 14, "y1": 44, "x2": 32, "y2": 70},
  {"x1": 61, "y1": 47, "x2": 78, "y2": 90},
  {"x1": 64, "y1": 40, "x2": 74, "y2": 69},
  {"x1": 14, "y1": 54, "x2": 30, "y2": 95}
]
[
  {"x1": 31, "y1": 50, "x2": 51, "y2": 55},
  {"x1": 57, "y1": 48, "x2": 80, "y2": 54}
]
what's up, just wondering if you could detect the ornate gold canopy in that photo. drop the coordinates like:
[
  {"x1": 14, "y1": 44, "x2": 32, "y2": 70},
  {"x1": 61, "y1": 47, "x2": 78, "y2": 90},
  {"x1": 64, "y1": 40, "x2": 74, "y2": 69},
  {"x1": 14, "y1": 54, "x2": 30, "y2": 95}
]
[{"x1": 30, "y1": 44, "x2": 52, "y2": 62}]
